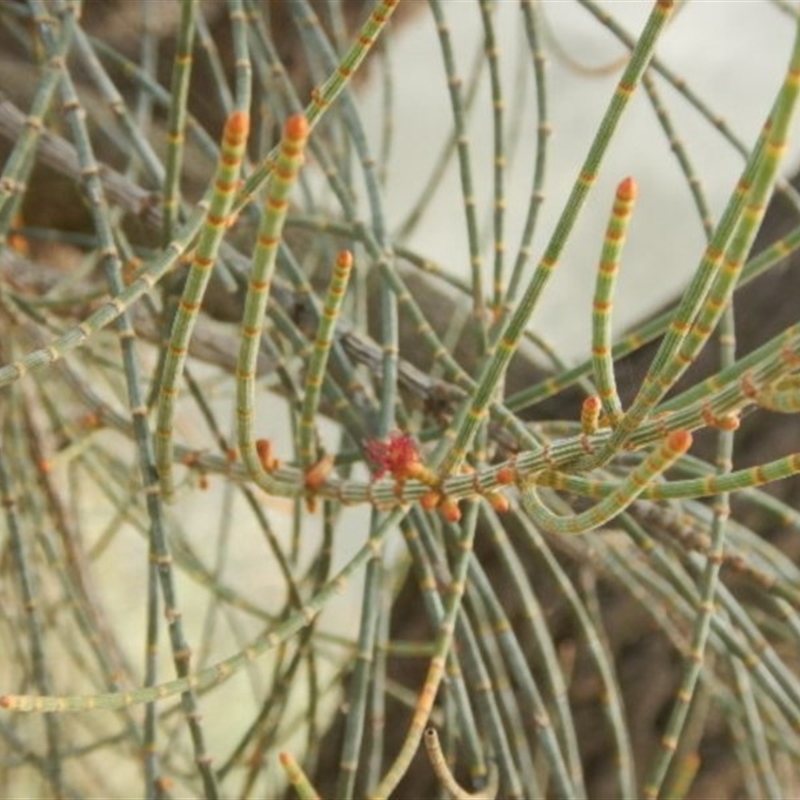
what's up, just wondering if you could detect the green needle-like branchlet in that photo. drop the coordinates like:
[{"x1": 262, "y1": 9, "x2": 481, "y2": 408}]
[
  {"x1": 161, "y1": 0, "x2": 197, "y2": 244},
  {"x1": 536, "y1": 448, "x2": 800, "y2": 503},
  {"x1": 521, "y1": 430, "x2": 693, "y2": 535},
  {"x1": 373, "y1": 506, "x2": 484, "y2": 799},
  {"x1": 155, "y1": 110, "x2": 249, "y2": 501},
  {"x1": 237, "y1": 113, "x2": 309, "y2": 495},
  {"x1": 592, "y1": 176, "x2": 636, "y2": 428},
  {"x1": 299, "y1": 249, "x2": 353, "y2": 471},
  {"x1": 232, "y1": 0, "x2": 399, "y2": 214}
]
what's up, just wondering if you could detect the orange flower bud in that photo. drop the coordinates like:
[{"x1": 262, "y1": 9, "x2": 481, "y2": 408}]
[
  {"x1": 256, "y1": 439, "x2": 280, "y2": 472},
  {"x1": 438, "y1": 497, "x2": 461, "y2": 523},
  {"x1": 495, "y1": 466, "x2": 515, "y2": 485},
  {"x1": 420, "y1": 491, "x2": 441, "y2": 510}
]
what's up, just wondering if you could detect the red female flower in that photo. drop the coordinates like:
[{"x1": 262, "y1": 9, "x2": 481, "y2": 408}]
[{"x1": 365, "y1": 431, "x2": 424, "y2": 481}]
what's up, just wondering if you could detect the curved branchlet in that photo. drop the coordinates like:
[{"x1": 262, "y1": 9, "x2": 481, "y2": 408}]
[
  {"x1": 594, "y1": 19, "x2": 800, "y2": 464},
  {"x1": 0, "y1": 507, "x2": 406, "y2": 713},
  {"x1": 592, "y1": 176, "x2": 636, "y2": 428},
  {"x1": 161, "y1": 0, "x2": 197, "y2": 244},
  {"x1": 373, "y1": 504, "x2": 487, "y2": 799},
  {"x1": 424, "y1": 727, "x2": 498, "y2": 800},
  {"x1": 232, "y1": 0, "x2": 399, "y2": 213},
  {"x1": 521, "y1": 430, "x2": 693, "y2": 535},
  {"x1": 237, "y1": 113, "x2": 309, "y2": 495},
  {"x1": 155, "y1": 110, "x2": 249, "y2": 501}
]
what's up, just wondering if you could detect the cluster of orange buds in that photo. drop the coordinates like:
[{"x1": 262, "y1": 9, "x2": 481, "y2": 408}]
[
  {"x1": 364, "y1": 431, "x2": 435, "y2": 482},
  {"x1": 365, "y1": 431, "x2": 509, "y2": 522},
  {"x1": 365, "y1": 431, "x2": 455, "y2": 518}
]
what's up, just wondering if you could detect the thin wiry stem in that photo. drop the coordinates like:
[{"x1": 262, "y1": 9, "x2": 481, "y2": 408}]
[
  {"x1": 161, "y1": 0, "x2": 197, "y2": 244},
  {"x1": 299, "y1": 249, "x2": 353, "y2": 471}
]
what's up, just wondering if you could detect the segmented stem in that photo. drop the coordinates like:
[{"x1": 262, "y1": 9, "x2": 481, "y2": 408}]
[
  {"x1": 537, "y1": 448, "x2": 800, "y2": 502},
  {"x1": 659, "y1": 323, "x2": 738, "y2": 800},
  {"x1": 0, "y1": 407, "x2": 63, "y2": 794},
  {"x1": 506, "y1": 219, "x2": 800, "y2": 413},
  {"x1": 373, "y1": 509, "x2": 481, "y2": 799},
  {"x1": 437, "y1": 0, "x2": 675, "y2": 476},
  {"x1": 0, "y1": 508, "x2": 405, "y2": 713},
  {"x1": 592, "y1": 176, "x2": 636, "y2": 427},
  {"x1": 161, "y1": 0, "x2": 197, "y2": 243},
  {"x1": 398, "y1": 509, "x2": 490, "y2": 784},
  {"x1": 155, "y1": 110, "x2": 249, "y2": 500},
  {"x1": 0, "y1": 21, "x2": 69, "y2": 244},
  {"x1": 424, "y1": 726, "x2": 497, "y2": 800},
  {"x1": 336, "y1": 509, "x2": 384, "y2": 800},
  {"x1": 237, "y1": 113, "x2": 309, "y2": 494},
  {"x1": 299, "y1": 250, "x2": 353, "y2": 471},
  {"x1": 233, "y1": 0, "x2": 399, "y2": 213},
  {"x1": 505, "y1": 0, "x2": 550, "y2": 306},
  {"x1": 521, "y1": 430, "x2": 692, "y2": 535},
  {"x1": 598, "y1": 22, "x2": 800, "y2": 460}
]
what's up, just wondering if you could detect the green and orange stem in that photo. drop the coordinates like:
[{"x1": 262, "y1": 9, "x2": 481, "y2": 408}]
[
  {"x1": 0, "y1": 507, "x2": 406, "y2": 713},
  {"x1": 505, "y1": 217, "x2": 800, "y2": 415},
  {"x1": 232, "y1": 0, "x2": 399, "y2": 214},
  {"x1": 155, "y1": 110, "x2": 249, "y2": 501},
  {"x1": 521, "y1": 430, "x2": 693, "y2": 535},
  {"x1": 298, "y1": 250, "x2": 354, "y2": 472},
  {"x1": 161, "y1": 0, "x2": 197, "y2": 244},
  {"x1": 278, "y1": 751, "x2": 322, "y2": 800},
  {"x1": 0, "y1": 1, "x2": 395, "y2": 393},
  {"x1": 424, "y1": 727, "x2": 498, "y2": 800},
  {"x1": 372, "y1": 505, "x2": 482, "y2": 799},
  {"x1": 236, "y1": 113, "x2": 309, "y2": 496},
  {"x1": 52, "y1": 357, "x2": 800, "y2": 512},
  {"x1": 594, "y1": 21, "x2": 800, "y2": 464},
  {"x1": 592, "y1": 176, "x2": 637, "y2": 428}
]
